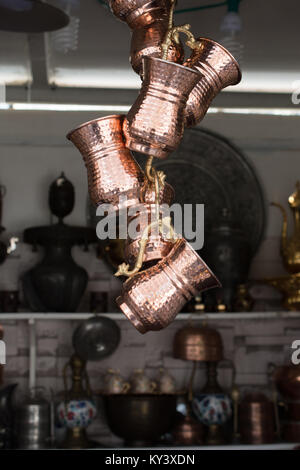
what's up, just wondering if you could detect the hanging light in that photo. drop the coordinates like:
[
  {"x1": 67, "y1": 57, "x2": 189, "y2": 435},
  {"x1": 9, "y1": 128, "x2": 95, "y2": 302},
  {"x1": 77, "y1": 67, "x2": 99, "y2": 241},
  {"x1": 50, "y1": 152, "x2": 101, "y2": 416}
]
[
  {"x1": 219, "y1": 0, "x2": 244, "y2": 66},
  {"x1": 0, "y1": 0, "x2": 69, "y2": 32}
]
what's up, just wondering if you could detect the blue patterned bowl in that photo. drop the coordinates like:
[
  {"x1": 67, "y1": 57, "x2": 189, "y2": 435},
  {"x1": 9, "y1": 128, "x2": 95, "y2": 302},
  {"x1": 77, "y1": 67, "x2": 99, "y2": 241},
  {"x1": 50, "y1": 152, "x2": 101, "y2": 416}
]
[
  {"x1": 192, "y1": 393, "x2": 232, "y2": 426},
  {"x1": 57, "y1": 399, "x2": 97, "y2": 429}
]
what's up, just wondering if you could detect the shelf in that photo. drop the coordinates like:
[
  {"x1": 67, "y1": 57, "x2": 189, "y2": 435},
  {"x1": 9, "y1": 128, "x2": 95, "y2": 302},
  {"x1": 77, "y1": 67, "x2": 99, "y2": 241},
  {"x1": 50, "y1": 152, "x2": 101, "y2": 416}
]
[{"x1": 0, "y1": 311, "x2": 299, "y2": 321}]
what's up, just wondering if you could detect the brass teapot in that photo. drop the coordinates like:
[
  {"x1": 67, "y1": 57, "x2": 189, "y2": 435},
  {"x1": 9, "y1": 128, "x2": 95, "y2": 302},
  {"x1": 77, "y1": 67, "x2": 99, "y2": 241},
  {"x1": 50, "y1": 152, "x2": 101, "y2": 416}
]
[{"x1": 272, "y1": 181, "x2": 300, "y2": 274}]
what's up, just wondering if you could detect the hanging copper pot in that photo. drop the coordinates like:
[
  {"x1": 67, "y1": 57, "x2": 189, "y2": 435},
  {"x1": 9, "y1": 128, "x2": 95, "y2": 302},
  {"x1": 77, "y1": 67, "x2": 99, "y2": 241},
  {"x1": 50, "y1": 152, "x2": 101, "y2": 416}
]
[
  {"x1": 117, "y1": 238, "x2": 220, "y2": 334},
  {"x1": 173, "y1": 325, "x2": 223, "y2": 362},
  {"x1": 123, "y1": 57, "x2": 201, "y2": 159},
  {"x1": 67, "y1": 115, "x2": 144, "y2": 212},
  {"x1": 130, "y1": 18, "x2": 184, "y2": 76},
  {"x1": 124, "y1": 203, "x2": 174, "y2": 266},
  {"x1": 184, "y1": 38, "x2": 241, "y2": 128},
  {"x1": 109, "y1": 0, "x2": 168, "y2": 30}
]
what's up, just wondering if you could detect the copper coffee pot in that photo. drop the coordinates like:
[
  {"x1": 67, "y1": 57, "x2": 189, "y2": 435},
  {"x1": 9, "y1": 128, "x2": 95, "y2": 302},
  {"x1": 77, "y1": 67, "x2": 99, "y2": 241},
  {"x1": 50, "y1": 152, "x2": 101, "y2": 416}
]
[
  {"x1": 130, "y1": 18, "x2": 184, "y2": 76},
  {"x1": 184, "y1": 37, "x2": 241, "y2": 128},
  {"x1": 123, "y1": 57, "x2": 201, "y2": 159},
  {"x1": 117, "y1": 238, "x2": 220, "y2": 333},
  {"x1": 109, "y1": 0, "x2": 168, "y2": 29},
  {"x1": 67, "y1": 115, "x2": 144, "y2": 212},
  {"x1": 271, "y1": 182, "x2": 300, "y2": 275}
]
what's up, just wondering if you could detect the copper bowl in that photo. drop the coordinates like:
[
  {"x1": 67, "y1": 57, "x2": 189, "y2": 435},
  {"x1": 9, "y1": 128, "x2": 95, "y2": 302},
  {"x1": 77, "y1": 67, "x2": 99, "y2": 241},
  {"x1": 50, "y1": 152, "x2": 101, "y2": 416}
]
[
  {"x1": 109, "y1": 0, "x2": 168, "y2": 29},
  {"x1": 239, "y1": 393, "x2": 276, "y2": 445},
  {"x1": 67, "y1": 115, "x2": 144, "y2": 212},
  {"x1": 117, "y1": 238, "x2": 220, "y2": 334},
  {"x1": 130, "y1": 18, "x2": 184, "y2": 76},
  {"x1": 103, "y1": 393, "x2": 177, "y2": 446},
  {"x1": 184, "y1": 37, "x2": 241, "y2": 128},
  {"x1": 173, "y1": 325, "x2": 223, "y2": 362},
  {"x1": 123, "y1": 57, "x2": 201, "y2": 159},
  {"x1": 124, "y1": 204, "x2": 174, "y2": 266}
]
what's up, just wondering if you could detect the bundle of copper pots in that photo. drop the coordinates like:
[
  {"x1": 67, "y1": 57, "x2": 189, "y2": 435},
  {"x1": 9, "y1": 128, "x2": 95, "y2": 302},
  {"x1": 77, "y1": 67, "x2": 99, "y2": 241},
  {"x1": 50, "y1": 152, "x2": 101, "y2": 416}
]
[{"x1": 67, "y1": 0, "x2": 242, "y2": 333}]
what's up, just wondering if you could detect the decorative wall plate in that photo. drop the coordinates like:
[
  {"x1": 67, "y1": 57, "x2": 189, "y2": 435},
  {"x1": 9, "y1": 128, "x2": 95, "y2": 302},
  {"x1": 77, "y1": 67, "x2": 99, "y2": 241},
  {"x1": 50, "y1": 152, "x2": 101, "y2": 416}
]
[{"x1": 135, "y1": 127, "x2": 266, "y2": 255}]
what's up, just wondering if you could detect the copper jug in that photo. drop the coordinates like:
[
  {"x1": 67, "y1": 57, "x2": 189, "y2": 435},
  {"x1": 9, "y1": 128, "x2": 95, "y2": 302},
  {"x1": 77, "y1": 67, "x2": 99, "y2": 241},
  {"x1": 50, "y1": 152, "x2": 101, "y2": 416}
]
[
  {"x1": 124, "y1": 203, "x2": 175, "y2": 266},
  {"x1": 117, "y1": 238, "x2": 220, "y2": 333},
  {"x1": 123, "y1": 57, "x2": 201, "y2": 159},
  {"x1": 109, "y1": 0, "x2": 168, "y2": 29},
  {"x1": 67, "y1": 115, "x2": 144, "y2": 212},
  {"x1": 184, "y1": 38, "x2": 241, "y2": 128},
  {"x1": 130, "y1": 18, "x2": 184, "y2": 76},
  {"x1": 271, "y1": 182, "x2": 300, "y2": 274}
]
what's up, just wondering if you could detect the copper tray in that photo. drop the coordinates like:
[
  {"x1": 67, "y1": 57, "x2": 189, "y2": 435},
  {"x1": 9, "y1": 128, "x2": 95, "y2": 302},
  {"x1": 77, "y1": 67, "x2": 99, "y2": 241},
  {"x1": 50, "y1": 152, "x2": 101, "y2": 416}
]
[{"x1": 134, "y1": 128, "x2": 266, "y2": 255}]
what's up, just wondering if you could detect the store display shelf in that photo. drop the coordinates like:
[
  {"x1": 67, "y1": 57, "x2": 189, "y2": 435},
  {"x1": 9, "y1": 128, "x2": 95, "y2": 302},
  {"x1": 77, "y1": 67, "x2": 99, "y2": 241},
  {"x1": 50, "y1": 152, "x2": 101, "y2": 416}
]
[{"x1": 0, "y1": 311, "x2": 299, "y2": 321}]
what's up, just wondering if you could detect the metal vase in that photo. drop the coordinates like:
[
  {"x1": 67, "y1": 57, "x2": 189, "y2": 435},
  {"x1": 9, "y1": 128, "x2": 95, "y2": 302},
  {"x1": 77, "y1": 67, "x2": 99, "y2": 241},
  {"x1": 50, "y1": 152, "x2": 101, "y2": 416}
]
[
  {"x1": 67, "y1": 115, "x2": 144, "y2": 212},
  {"x1": 184, "y1": 38, "x2": 241, "y2": 128},
  {"x1": 117, "y1": 238, "x2": 220, "y2": 334},
  {"x1": 130, "y1": 18, "x2": 184, "y2": 76},
  {"x1": 124, "y1": 57, "x2": 201, "y2": 159},
  {"x1": 109, "y1": 0, "x2": 168, "y2": 29}
]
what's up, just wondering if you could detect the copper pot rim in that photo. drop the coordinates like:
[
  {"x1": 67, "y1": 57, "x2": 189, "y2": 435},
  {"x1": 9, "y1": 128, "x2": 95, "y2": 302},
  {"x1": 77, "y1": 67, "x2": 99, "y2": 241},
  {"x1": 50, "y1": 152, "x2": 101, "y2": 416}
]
[
  {"x1": 66, "y1": 114, "x2": 124, "y2": 140},
  {"x1": 192, "y1": 37, "x2": 242, "y2": 84},
  {"x1": 124, "y1": 238, "x2": 222, "y2": 288},
  {"x1": 143, "y1": 56, "x2": 201, "y2": 76}
]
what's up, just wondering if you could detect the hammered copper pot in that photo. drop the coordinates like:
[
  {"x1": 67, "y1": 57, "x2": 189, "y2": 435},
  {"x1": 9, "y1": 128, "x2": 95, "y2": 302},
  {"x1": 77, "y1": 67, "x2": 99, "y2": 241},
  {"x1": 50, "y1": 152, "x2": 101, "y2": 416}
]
[
  {"x1": 109, "y1": 0, "x2": 168, "y2": 29},
  {"x1": 67, "y1": 115, "x2": 144, "y2": 212},
  {"x1": 124, "y1": 203, "x2": 174, "y2": 266},
  {"x1": 173, "y1": 325, "x2": 223, "y2": 362},
  {"x1": 123, "y1": 57, "x2": 201, "y2": 159},
  {"x1": 130, "y1": 18, "x2": 184, "y2": 76},
  {"x1": 117, "y1": 238, "x2": 220, "y2": 334},
  {"x1": 184, "y1": 38, "x2": 241, "y2": 128}
]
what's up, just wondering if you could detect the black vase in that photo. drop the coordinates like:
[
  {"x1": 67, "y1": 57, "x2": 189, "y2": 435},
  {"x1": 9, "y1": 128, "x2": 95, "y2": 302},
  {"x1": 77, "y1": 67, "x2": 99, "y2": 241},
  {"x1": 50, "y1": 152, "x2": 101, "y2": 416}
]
[
  {"x1": 202, "y1": 208, "x2": 252, "y2": 311},
  {"x1": 23, "y1": 232, "x2": 89, "y2": 312},
  {"x1": 22, "y1": 173, "x2": 97, "y2": 313}
]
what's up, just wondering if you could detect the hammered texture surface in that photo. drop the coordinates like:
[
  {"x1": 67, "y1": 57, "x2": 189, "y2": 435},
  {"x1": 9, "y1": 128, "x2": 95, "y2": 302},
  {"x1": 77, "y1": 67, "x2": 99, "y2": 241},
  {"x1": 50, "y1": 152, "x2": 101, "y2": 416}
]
[
  {"x1": 67, "y1": 115, "x2": 144, "y2": 210},
  {"x1": 109, "y1": 0, "x2": 167, "y2": 29},
  {"x1": 117, "y1": 238, "x2": 220, "y2": 333},
  {"x1": 130, "y1": 18, "x2": 184, "y2": 75},
  {"x1": 184, "y1": 38, "x2": 241, "y2": 127},
  {"x1": 124, "y1": 57, "x2": 201, "y2": 159}
]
